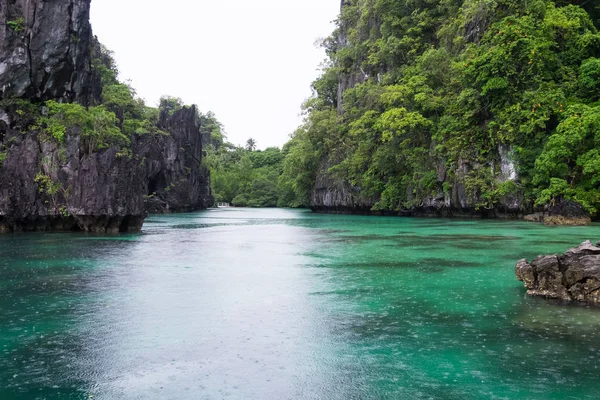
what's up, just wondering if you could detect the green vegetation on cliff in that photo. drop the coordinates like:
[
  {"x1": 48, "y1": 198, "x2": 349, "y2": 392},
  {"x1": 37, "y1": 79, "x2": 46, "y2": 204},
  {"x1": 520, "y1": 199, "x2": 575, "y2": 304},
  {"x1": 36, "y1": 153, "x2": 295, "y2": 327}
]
[
  {"x1": 278, "y1": 0, "x2": 600, "y2": 215},
  {"x1": 2, "y1": 45, "x2": 197, "y2": 154}
]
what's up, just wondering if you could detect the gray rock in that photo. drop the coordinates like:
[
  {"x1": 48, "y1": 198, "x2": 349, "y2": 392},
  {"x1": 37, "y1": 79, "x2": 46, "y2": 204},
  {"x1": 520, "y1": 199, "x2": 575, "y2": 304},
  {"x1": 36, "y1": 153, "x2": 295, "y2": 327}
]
[
  {"x1": 311, "y1": 151, "x2": 523, "y2": 218},
  {"x1": 0, "y1": 0, "x2": 95, "y2": 104},
  {"x1": 310, "y1": 158, "x2": 376, "y2": 213},
  {"x1": 516, "y1": 241, "x2": 600, "y2": 304},
  {"x1": 515, "y1": 259, "x2": 534, "y2": 288},
  {"x1": 0, "y1": 105, "x2": 212, "y2": 233},
  {"x1": 141, "y1": 105, "x2": 212, "y2": 213}
]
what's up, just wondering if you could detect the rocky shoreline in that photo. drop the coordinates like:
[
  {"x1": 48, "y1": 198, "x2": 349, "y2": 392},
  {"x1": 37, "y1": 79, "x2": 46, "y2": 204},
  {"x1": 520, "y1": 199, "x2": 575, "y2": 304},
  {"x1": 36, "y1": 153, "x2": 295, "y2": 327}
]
[{"x1": 311, "y1": 199, "x2": 594, "y2": 224}]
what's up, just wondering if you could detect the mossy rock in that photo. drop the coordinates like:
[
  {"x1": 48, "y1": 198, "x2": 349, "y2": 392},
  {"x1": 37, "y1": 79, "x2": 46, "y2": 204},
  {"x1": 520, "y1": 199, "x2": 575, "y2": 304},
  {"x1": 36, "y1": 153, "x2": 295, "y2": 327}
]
[{"x1": 544, "y1": 215, "x2": 591, "y2": 226}]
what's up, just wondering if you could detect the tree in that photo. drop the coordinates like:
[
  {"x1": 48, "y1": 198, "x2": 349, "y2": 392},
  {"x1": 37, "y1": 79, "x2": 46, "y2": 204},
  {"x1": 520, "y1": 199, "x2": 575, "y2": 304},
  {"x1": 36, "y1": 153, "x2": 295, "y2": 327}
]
[{"x1": 245, "y1": 137, "x2": 257, "y2": 152}]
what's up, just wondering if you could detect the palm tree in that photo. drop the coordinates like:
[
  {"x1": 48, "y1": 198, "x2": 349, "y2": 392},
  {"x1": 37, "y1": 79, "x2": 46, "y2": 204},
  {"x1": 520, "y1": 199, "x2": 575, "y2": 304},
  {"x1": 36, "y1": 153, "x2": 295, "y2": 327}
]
[{"x1": 245, "y1": 137, "x2": 257, "y2": 151}]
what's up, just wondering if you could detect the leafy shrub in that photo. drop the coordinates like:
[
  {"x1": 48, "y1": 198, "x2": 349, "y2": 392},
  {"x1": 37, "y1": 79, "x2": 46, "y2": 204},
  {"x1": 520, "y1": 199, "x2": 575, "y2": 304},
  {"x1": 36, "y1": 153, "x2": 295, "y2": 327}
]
[
  {"x1": 37, "y1": 101, "x2": 129, "y2": 152},
  {"x1": 7, "y1": 17, "x2": 24, "y2": 32}
]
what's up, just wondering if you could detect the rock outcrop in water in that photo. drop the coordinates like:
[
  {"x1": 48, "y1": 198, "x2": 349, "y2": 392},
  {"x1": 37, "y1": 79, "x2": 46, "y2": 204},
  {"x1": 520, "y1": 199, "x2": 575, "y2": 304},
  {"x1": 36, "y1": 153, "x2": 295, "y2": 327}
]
[
  {"x1": 524, "y1": 200, "x2": 592, "y2": 226},
  {"x1": 0, "y1": 104, "x2": 212, "y2": 233},
  {"x1": 141, "y1": 106, "x2": 212, "y2": 214},
  {"x1": 516, "y1": 241, "x2": 600, "y2": 304},
  {"x1": 0, "y1": 0, "x2": 212, "y2": 233}
]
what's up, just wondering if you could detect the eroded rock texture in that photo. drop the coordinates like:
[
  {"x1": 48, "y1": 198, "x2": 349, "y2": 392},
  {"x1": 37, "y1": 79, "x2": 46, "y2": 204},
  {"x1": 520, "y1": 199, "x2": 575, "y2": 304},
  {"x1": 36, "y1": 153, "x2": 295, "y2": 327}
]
[
  {"x1": 311, "y1": 149, "x2": 523, "y2": 218},
  {"x1": 141, "y1": 106, "x2": 212, "y2": 214},
  {"x1": 516, "y1": 241, "x2": 600, "y2": 304},
  {"x1": 0, "y1": 105, "x2": 212, "y2": 232},
  {"x1": 0, "y1": 0, "x2": 96, "y2": 104},
  {"x1": 0, "y1": 128, "x2": 146, "y2": 233}
]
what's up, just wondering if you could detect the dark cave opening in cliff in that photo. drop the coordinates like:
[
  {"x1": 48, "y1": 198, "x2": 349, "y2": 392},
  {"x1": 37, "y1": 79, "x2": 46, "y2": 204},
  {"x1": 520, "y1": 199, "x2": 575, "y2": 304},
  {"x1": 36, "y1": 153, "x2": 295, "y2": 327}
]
[{"x1": 148, "y1": 172, "x2": 167, "y2": 196}]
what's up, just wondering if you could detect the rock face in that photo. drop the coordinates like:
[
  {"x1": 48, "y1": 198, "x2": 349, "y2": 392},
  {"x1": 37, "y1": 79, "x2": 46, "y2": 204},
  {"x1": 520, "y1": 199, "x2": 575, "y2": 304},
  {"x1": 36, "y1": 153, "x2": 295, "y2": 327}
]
[
  {"x1": 0, "y1": 127, "x2": 146, "y2": 233},
  {"x1": 141, "y1": 106, "x2": 212, "y2": 214},
  {"x1": 311, "y1": 159, "x2": 376, "y2": 214},
  {"x1": 516, "y1": 241, "x2": 600, "y2": 304},
  {"x1": 0, "y1": 0, "x2": 96, "y2": 105},
  {"x1": 0, "y1": 0, "x2": 212, "y2": 232},
  {"x1": 311, "y1": 150, "x2": 523, "y2": 218},
  {"x1": 0, "y1": 105, "x2": 212, "y2": 233}
]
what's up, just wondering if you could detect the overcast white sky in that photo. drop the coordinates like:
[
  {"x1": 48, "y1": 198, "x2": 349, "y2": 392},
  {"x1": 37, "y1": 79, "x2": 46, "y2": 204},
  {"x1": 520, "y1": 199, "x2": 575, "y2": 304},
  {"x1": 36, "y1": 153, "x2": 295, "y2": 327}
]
[{"x1": 90, "y1": 0, "x2": 340, "y2": 149}]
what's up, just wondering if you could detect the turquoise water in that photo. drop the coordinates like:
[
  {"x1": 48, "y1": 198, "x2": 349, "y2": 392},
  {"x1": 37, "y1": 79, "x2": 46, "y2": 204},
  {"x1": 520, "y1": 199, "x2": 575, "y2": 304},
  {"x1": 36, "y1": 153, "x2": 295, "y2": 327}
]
[{"x1": 2, "y1": 208, "x2": 600, "y2": 399}]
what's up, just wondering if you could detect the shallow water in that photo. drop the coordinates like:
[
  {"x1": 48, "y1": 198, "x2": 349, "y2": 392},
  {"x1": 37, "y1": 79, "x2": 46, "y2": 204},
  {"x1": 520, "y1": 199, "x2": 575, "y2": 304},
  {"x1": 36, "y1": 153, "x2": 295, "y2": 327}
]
[{"x1": 2, "y1": 208, "x2": 600, "y2": 399}]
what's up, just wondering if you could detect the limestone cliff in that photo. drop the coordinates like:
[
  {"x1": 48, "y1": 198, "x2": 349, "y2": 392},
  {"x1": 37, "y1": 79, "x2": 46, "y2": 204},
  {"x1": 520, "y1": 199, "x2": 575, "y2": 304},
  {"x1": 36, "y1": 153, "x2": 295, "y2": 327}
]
[
  {"x1": 310, "y1": 1, "x2": 525, "y2": 218},
  {"x1": 0, "y1": 0, "x2": 212, "y2": 232}
]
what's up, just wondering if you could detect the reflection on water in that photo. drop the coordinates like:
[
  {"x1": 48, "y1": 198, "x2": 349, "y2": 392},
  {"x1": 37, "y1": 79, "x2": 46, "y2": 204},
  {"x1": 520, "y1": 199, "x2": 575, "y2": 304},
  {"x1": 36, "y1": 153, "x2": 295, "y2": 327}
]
[{"x1": 1, "y1": 208, "x2": 600, "y2": 399}]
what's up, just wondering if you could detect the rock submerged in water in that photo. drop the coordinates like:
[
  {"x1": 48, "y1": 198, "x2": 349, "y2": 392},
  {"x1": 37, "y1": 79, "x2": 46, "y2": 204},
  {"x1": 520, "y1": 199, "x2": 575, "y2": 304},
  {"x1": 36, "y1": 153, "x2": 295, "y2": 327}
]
[{"x1": 516, "y1": 241, "x2": 600, "y2": 304}]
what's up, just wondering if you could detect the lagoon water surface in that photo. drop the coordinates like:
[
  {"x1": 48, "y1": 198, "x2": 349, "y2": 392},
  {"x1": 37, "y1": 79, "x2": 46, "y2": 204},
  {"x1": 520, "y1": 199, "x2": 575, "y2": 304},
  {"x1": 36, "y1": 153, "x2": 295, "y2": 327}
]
[{"x1": 2, "y1": 208, "x2": 600, "y2": 399}]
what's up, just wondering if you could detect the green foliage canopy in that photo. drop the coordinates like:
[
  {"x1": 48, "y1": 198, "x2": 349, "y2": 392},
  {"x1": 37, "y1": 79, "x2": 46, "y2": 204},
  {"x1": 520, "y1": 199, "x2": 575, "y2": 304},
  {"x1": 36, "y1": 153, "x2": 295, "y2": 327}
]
[{"x1": 277, "y1": 0, "x2": 600, "y2": 215}]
